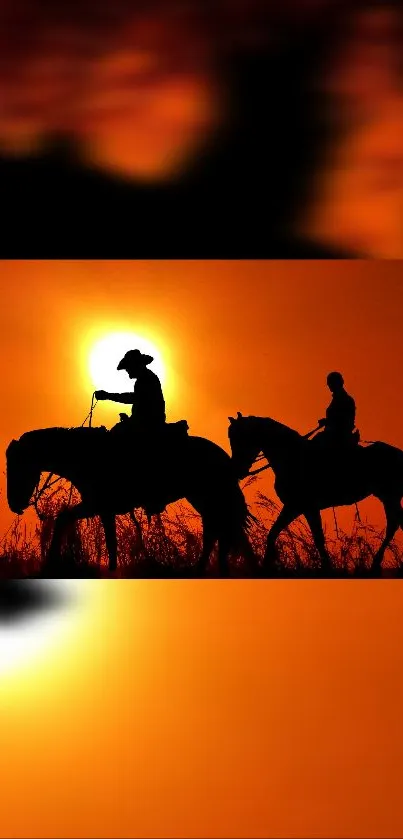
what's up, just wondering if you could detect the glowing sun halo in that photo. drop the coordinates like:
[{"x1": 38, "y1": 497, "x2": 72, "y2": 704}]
[{"x1": 89, "y1": 332, "x2": 166, "y2": 394}]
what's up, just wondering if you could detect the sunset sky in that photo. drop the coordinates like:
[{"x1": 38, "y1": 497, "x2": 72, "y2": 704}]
[{"x1": 2, "y1": 260, "x2": 403, "y2": 838}]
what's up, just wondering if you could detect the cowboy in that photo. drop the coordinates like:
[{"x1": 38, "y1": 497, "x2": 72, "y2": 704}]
[
  {"x1": 95, "y1": 349, "x2": 167, "y2": 515},
  {"x1": 312, "y1": 371, "x2": 358, "y2": 450},
  {"x1": 94, "y1": 349, "x2": 166, "y2": 432}
]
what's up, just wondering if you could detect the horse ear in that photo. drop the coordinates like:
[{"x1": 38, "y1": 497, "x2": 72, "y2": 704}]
[
  {"x1": 237, "y1": 411, "x2": 243, "y2": 419},
  {"x1": 228, "y1": 416, "x2": 235, "y2": 424}
]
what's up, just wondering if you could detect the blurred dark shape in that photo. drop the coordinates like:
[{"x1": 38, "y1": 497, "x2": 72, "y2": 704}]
[
  {"x1": 0, "y1": 0, "x2": 401, "y2": 257},
  {"x1": 0, "y1": 579, "x2": 68, "y2": 624}
]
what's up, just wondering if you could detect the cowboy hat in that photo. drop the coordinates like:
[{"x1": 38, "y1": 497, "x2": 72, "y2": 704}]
[{"x1": 117, "y1": 349, "x2": 154, "y2": 370}]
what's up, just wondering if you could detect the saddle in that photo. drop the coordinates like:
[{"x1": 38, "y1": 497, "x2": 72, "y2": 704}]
[
  {"x1": 162, "y1": 420, "x2": 189, "y2": 441},
  {"x1": 99, "y1": 419, "x2": 190, "y2": 518},
  {"x1": 351, "y1": 429, "x2": 361, "y2": 446},
  {"x1": 310, "y1": 427, "x2": 360, "y2": 451},
  {"x1": 306, "y1": 429, "x2": 362, "y2": 494},
  {"x1": 127, "y1": 421, "x2": 189, "y2": 518},
  {"x1": 110, "y1": 417, "x2": 189, "y2": 439}
]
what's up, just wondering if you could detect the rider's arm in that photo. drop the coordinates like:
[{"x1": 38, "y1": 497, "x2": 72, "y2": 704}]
[
  {"x1": 348, "y1": 399, "x2": 356, "y2": 428},
  {"x1": 108, "y1": 392, "x2": 135, "y2": 403},
  {"x1": 97, "y1": 392, "x2": 135, "y2": 403}
]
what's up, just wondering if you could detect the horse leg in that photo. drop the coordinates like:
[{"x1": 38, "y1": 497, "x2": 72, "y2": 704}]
[
  {"x1": 304, "y1": 509, "x2": 332, "y2": 572},
  {"x1": 237, "y1": 530, "x2": 259, "y2": 576},
  {"x1": 130, "y1": 510, "x2": 144, "y2": 543},
  {"x1": 372, "y1": 498, "x2": 402, "y2": 573},
  {"x1": 263, "y1": 505, "x2": 297, "y2": 572},
  {"x1": 43, "y1": 502, "x2": 89, "y2": 574},
  {"x1": 216, "y1": 525, "x2": 258, "y2": 578},
  {"x1": 193, "y1": 517, "x2": 216, "y2": 576},
  {"x1": 194, "y1": 520, "x2": 246, "y2": 578},
  {"x1": 100, "y1": 512, "x2": 117, "y2": 573},
  {"x1": 217, "y1": 532, "x2": 232, "y2": 578}
]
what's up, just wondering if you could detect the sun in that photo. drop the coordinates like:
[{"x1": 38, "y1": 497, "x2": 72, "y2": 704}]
[{"x1": 89, "y1": 331, "x2": 166, "y2": 394}]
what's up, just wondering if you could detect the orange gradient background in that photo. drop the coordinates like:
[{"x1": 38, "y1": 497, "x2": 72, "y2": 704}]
[{"x1": 1, "y1": 260, "x2": 403, "y2": 837}]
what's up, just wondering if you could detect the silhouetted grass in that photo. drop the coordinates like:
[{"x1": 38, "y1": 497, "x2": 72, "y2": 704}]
[{"x1": 1, "y1": 478, "x2": 402, "y2": 578}]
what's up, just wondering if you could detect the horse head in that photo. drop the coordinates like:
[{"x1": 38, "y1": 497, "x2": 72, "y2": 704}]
[
  {"x1": 6, "y1": 437, "x2": 41, "y2": 515},
  {"x1": 228, "y1": 412, "x2": 261, "y2": 480}
]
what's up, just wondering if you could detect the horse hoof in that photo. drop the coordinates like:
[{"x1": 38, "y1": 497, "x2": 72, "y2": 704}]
[
  {"x1": 41, "y1": 566, "x2": 62, "y2": 579},
  {"x1": 320, "y1": 560, "x2": 333, "y2": 576},
  {"x1": 261, "y1": 559, "x2": 279, "y2": 578},
  {"x1": 263, "y1": 552, "x2": 278, "y2": 572},
  {"x1": 190, "y1": 562, "x2": 206, "y2": 578},
  {"x1": 370, "y1": 552, "x2": 383, "y2": 571},
  {"x1": 41, "y1": 556, "x2": 60, "y2": 576}
]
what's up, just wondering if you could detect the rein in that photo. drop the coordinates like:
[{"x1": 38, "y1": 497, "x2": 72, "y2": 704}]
[
  {"x1": 247, "y1": 461, "x2": 272, "y2": 477},
  {"x1": 81, "y1": 391, "x2": 98, "y2": 428},
  {"x1": 29, "y1": 393, "x2": 98, "y2": 520}
]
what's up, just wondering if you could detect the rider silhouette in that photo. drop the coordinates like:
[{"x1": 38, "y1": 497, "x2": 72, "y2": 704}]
[
  {"x1": 312, "y1": 372, "x2": 358, "y2": 450},
  {"x1": 95, "y1": 349, "x2": 167, "y2": 515},
  {"x1": 95, "y1": 349, "x2": 166, "y2": 432}
]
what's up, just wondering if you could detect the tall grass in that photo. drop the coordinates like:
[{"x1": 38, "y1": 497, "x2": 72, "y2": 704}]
[{"x1": 1, "y1": 477, "x2": 402, "y2": 578}]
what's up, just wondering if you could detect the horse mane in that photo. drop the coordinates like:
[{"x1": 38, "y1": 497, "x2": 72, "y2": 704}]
[
  {"x1": 245, "y1": 415, "x2": 303, "y2": 444},
  {"x1": 20, "y1": 425, "x2": 107, "y2": 439}
]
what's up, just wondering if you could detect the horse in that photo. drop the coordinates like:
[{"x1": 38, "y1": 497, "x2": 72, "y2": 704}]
[
  {"x1": 6, "y1": 426, "x2": 256, "y2": 576},
  {"x1": 228, "y1": 412, "x2": 403, "y2": 573}
]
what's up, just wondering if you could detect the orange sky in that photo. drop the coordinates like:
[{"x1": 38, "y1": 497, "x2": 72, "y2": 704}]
[{"x1": 2, "y1": 260, "x2": 403, "y2": 837}]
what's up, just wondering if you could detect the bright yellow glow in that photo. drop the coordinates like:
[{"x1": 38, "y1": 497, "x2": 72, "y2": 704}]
[
  {"x1": 88, "y1": 331, "x2": 166, "y2": 393},
  {"x1": 0, "y1": 581, "x2": 84, "y2": 677}
]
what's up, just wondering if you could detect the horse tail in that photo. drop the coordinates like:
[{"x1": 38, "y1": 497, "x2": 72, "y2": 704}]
[
  {"x1": 218, "y1": 478, "x2": 256, "y2": 550},
  {"x1": 187, "y1": 435, "x2": 257, "y2": 555}
]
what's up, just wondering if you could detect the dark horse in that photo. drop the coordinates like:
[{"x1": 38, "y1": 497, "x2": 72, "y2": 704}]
[
  {"x1": 228, "y1": 413, "x2": 403, "y2": 572},
  {"x1": 6, "y1": 426, "x2": 255, "y2": 575}
]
